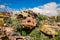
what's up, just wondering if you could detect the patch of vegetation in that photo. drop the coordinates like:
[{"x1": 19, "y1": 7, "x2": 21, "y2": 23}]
[{"x1": 5, "y1": 12, "x2": 60, "y2": 40}]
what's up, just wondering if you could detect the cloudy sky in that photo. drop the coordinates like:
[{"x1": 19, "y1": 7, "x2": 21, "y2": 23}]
[
  {"x1": 31, "y1": 2, "x2": 60, "y2": 16},
  {"x1": 0, "y1": 0, "x2": 60, "y2": 16}
]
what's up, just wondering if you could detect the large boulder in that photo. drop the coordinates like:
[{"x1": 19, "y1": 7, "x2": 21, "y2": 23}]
[
  {"x1": 16, "y1": 10, "x2": 37, "y2": 29},
  {"x1": 40, "y1": 25, "x2": 60, "y2": 35}
]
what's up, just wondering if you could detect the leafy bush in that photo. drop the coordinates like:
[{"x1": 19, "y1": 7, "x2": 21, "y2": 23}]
[{"x1": 37, "y1": 13, "x2": 47, "y2": 21}]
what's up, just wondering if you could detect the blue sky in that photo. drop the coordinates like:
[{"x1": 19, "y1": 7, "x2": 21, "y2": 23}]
[
  {"x1": 0, "y1": 0, "x2": 60, "y2": 16},
  {"x1": 0, "y1": 0, "x2": 60, "y2": 9}
]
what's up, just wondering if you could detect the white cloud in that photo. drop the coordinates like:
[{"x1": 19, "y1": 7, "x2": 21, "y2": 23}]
[
  {"x1": 0, "y1": 5, "x2": 5, "y2": 8},
  {"x1": 0, "y1": 5, "x2": 15, "y2": 12},
  {"x1": 31, "y1": 2, "x2": 60, "y2": 16},
  {"x1": 0, "y1": 2, "x2": 60, "y2": 16}
]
